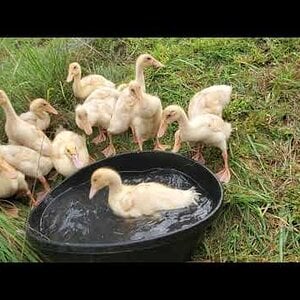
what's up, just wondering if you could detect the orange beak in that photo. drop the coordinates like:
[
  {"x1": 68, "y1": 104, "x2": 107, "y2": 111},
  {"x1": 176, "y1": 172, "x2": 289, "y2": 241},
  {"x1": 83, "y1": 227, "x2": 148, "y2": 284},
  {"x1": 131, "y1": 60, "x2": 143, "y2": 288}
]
[
  {"x1": 66, "y1": 72, "x2": 74, "y2": 83},
  {"x1": 71, "y1": 153, "x2": 84, "y2": 169},
  {"x1": 152, "y1": 59, "x2": 164, "y2": 68},
  {"x1": 89, "y1": 186, "x2": 97, "y2": 199},
  {"x1": 45, "y1": 104, "x2": 58, "y2": 115}
]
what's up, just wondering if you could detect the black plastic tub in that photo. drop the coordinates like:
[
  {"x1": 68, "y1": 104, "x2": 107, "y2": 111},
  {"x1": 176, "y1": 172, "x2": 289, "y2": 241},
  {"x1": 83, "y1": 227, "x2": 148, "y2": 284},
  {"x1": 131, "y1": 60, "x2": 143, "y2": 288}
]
[{"x1": 26, "y1": 151, "x2": 223, "y2": 262}]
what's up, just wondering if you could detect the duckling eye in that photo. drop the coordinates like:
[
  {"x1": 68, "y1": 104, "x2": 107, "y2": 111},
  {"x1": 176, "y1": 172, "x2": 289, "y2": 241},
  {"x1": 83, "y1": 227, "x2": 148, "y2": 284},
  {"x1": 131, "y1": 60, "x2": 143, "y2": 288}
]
[
  {"x1": 146, "y1": 57, "x2": 151, "y2": 60},
  {"x1": 73, "y1": 66, "x2": 77, "y2": 69},
  {"x1": 130, "y1": 88, "x2": 135, "y2": 93}
]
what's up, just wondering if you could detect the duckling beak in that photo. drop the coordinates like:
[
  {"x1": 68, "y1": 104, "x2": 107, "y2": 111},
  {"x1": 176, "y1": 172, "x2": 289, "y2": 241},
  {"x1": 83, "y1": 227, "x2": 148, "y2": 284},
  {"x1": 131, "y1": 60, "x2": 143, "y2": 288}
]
[
  {"x1": 66, "y1": 73, "x2": 74, "y2": 82},
  {"x1": 157, "y1": 118, "x2": 168, "y2": 138},
  {"x1": 0, "y1": 160, "x2": 18, "y2": 179},
  {"x1": 45, "y1": 104, "x2": 58, "y2": 115},
  {"x1": 82, "y1": 122, "x2": 93, "y2": 135},
  {"x1": 71, "y1": 153, "x2": 84, "y2": 169},
  {"x1": 89, "y1": 186, "x2": 97, "y2": 199},
  {"x1": 153, "y1": 59, "x2": 164, "y2": 68}
]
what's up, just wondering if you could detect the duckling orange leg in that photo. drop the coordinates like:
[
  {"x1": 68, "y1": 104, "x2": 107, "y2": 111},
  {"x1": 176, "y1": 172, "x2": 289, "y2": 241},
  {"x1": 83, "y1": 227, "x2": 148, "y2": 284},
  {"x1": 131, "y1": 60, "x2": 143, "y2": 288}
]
[
  {"x1": 216, "y1": 150, "x2": 231, "y2": 183},
  {"x1": 130, "y1": 126, "x2": 138, "y2": 144},
  {"x1": 153, "y1": 137, "x2": 170, "y2": 151},
  {"x1": 26, "y1": 190, "x2": 37, "y2": 206},
  {"x1": 191, "y1": 144, "x2": 205, "y2": 164},
  {"x1": 101, "y1": 134, "x2": 116, "y2": 157},
  {"x1": 136, "y1": 136, "x2": 144, "y2": 152},
  {"x1": 171, "y1": 130, "x2": 182, "y2": 153},
  {"x1": 92, "y1": 127, "x2": 107, "y2": 144},
  {"x1": 38, "y1": 176, "x2": 50, "y2": 192}
]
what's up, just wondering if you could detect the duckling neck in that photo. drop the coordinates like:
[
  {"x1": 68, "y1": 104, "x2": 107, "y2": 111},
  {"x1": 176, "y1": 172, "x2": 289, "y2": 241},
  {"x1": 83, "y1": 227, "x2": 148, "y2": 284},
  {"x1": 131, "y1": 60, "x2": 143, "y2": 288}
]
[
  {"x1": 177, "y1": 110, "x2": 190, "y2": 131},
  {"x1": 135, "y1": 62, "x2": 145, "y2": 92},
  {"x1": 1, "y1": 100, "x2": 19, "y2": 121},
  {"x1": 34, "y1": 110, "x2": 48, "y2": 119},
  {"x1": 107, "y1": 177, "x2": 123, "y2": 200},
  {"x1": 73, "y1": 73, "x2": 83, "y2": 94}
]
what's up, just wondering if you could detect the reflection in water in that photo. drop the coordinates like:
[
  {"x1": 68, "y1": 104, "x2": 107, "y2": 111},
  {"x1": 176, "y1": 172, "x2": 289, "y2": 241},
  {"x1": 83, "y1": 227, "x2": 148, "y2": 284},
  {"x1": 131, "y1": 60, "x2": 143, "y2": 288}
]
[{"x1": 40, "y1": 168, "x2": 214, "y2": 244}]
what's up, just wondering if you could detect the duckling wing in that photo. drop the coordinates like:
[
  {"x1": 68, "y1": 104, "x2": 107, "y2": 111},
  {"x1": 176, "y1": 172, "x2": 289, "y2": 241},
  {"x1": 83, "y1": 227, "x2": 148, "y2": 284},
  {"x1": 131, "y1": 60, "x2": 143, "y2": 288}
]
[{"x1": 19, "y1": 111, "x2": 37, "y2": 125}]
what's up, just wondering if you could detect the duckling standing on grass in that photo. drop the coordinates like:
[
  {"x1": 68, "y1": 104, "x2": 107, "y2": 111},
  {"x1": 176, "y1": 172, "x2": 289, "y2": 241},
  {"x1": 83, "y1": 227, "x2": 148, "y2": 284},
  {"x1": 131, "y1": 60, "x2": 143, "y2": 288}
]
[
  {"x1": 127, "y1": 80, "x2": 169, "y2": 151},
  {"x1": 89, "y1": 168, "x2": 199, "y2": 218},
  {"x1": 0, "y1": 155, "x2": 36, "y2": 205},
  {"x1": 19, "y1": 98, "x2": 58, "y2": 131},
  {"x1": 66, "y1": 62, "x2": 115, "y2": 100},
  {"x1": 75, "y1": 87, "x2": 119, "y2": 157},
  {"x1": 108, "y1": 54, "x2": 164, "y2": 143},
  {"x1": 51, "y1": 127, "x2": 90, "y2": 177},
  {"x1": 158, "y1": 105, "x2": 232, "y2": 183},
  {"x1": 187, "y1": 85, "x2": 232, "y2": 162},
  {"x1": 0, "y1": 90, "x2": 53, "y2": 157}
]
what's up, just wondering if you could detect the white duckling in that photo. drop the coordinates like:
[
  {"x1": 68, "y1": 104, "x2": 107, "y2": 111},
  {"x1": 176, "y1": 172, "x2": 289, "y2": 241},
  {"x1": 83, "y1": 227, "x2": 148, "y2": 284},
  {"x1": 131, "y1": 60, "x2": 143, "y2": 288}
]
[
  {"x1": 0, "y1": 145, "x2": 53, "y2": 193},
  {"x1": 52, "y1": 127, "x2": 90, "y2": 177},
  {"x1": 128, "y1": 80, "x2": 168, "y2": 151},
  {"x1": 66, "y1": 62, "x2": 115, "y2": 100},
  {"x1": 19, "y1": 98, "x2": 58, "y2": 131},
  {"x1": 75, "y1": 89, "x2": 118, "y2": 157},
  {"x1": 158, "y1": 105, "x2": 232, "y2": 183},
  {"x1": 0, "y1": 90, "x2": 53, "y2": 157},
  {"x1": 0, "y1": 155, "x2": 36, "y2": 205},
  {"x1": 89, "y1": 168, "x2": 199, "y2": 218},
  {"x1": 108, "y1": 54, "x2": 164, "y2": 142}
]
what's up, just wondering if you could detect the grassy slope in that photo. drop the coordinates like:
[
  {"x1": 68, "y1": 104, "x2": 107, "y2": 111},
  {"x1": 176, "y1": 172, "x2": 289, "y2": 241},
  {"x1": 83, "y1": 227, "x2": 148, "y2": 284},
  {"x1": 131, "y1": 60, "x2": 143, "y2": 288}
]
[{"x1": 0, "y1": 38, "x2": 299, "y2": 262}]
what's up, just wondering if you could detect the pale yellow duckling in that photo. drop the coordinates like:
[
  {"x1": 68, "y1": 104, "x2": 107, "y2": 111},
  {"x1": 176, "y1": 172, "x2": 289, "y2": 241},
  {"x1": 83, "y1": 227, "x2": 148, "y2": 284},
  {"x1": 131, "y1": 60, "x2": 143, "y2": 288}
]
[
  {"x1": 0, "y1": 145, "x2": 53, "y2": 193},
  {"x1": 66, "y1": 62, "x2": 115, "y2": 100},
  {"x1": 52, "y1": 128, "x2": 90, "y2": 177},
  {"x1": 0, "y1": 90, "x2": 53, "y2": 157},
  {"x1": 75, "y1": 90, "x2": 117, "y2": 157},
  {"x1": 0, "y1": 155, "x2": 36, "y2": 205},
  {"x1": 158, "y1": 105, "x2": 232, "y2": 183},
  {"x1": 108, "y1": 54, "x2": 164, "y2": 142},
  {"x1": 89, "y1": 168, "x2": 198, "y2": 218},
  {"x1": 187, "y1": 85, "x2": 232, "y2": 163},
  {"x1": 188, "y1": 85, "x2": 232, "y2": 119},
  {"x1": 127, "y1": 80, "x2": 168, "y2": 151},
  {"x1": 19, "y1": 98, "x2": 58, "y2": 131}
]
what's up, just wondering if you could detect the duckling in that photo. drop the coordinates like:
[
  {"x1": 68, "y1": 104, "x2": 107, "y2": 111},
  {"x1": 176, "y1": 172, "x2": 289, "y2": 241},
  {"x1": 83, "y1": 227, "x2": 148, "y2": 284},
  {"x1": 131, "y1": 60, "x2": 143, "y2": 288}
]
[
  {"x1": 75, "y1": 90, "x2": 117, "y2": 157},
  {"x1": 0, "y1": 90, "x2": 53, "y2": 157},
  {"x1": 158, "y1": 105, "x2": 232, "y2": 183},
  {"x1": 19, "y1": 98, "x2": 58, "y2": 131},
  {"x1": 188, "y1": 85, "x2": 232, "y2": 119},
  {"x1": 89, "y1": 168, "x2": 199, "y2": 218},
  {"x1": 66, "y1": 62, "x2": 115, "y2": 100},
  {"x1": 108, "y1": 54, "x2": 164, "y2": 141},
  {"x1": 0, "y1": 155, "x2": 36, "y2": 205},
  {"x1": 0, "y1": 145, "x2": 53, "y2": 193},
  {"x1": 127, "y1": 80, "x2": 168, "y2": 151},
  {"x1": 52, "y1": 128, "x2": 90, "y2": 177}
]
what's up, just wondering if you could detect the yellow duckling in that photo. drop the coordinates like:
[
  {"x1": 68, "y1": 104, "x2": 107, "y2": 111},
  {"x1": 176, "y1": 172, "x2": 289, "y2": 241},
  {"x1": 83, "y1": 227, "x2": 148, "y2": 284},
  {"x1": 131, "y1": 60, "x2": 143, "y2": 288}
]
[
  {"x1": 127, "y1": 80, "x2": 168, "y2": 151},
  {"x1": 108, "y1": 54, "x2": 164, "y2": 142},
  {"x1": 0, "y1": 155, "x2": 36, "y2": 205},
  {"x1": 89, "y1": 168, "x2": 198, "y2": 218},
  {"x1": 158, "y1": 105, "x2": 232, "y2": 183},
  {"x1": 0, "y1": 145, "x2": 53, "y2": 193},
  {"x1": 66, "y1": 62, "x2": 115, "y2": 100},
  {"x1": 52, "y1": 128, "x2": 90, "y2": 177},
  {"x1": 19, "y1": 98, "x2": 58, "y2": 131},
  {"x1": 0, "y1": 90, "x2": 53, "y2": 157}
]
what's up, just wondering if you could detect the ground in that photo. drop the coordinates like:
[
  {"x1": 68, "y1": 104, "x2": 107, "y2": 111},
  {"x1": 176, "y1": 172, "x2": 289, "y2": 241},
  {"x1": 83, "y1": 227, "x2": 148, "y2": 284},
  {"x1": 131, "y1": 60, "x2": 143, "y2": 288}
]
[{"x1": 0, "y1": 38, "x2": 299, "y2": 262}]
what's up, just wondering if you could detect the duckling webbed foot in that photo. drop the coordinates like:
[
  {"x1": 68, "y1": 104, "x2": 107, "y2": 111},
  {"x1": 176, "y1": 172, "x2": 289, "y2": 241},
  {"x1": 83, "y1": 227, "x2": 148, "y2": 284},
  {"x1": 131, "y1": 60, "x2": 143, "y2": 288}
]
[
  {"x1": 191, "y1": 151, "x2": 206, "y2": 164},
  {"x1": 216, "y1": 168, "x2": 231, "y2": 183},
  {"x1": 154, "y1": 140, "x2": 170, "y2": 151},
  {"x1": 92, "y1": 129, "x2": 107, "y2": 144},
  {"x1": 101, "y1": 144, "x2": 116, "y2": 157}
]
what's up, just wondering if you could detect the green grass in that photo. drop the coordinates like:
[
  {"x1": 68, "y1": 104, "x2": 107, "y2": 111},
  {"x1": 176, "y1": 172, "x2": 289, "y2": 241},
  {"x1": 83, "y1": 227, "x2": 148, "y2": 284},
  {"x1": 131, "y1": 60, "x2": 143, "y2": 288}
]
[{"x1": 0, "y1": 38, "x2": 299, "y2": 262}]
